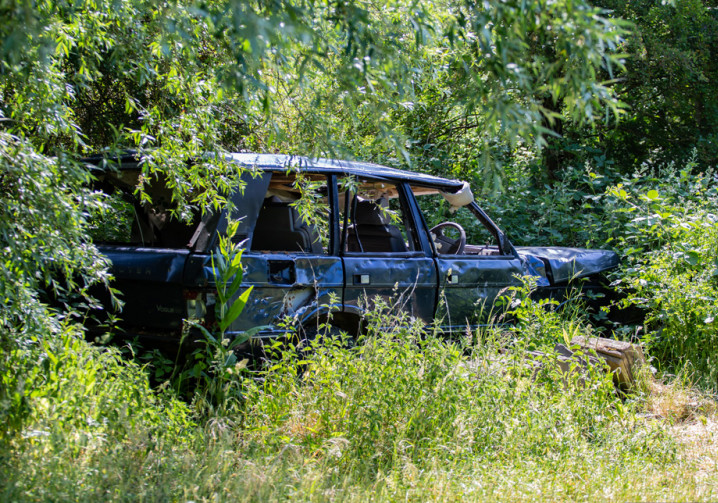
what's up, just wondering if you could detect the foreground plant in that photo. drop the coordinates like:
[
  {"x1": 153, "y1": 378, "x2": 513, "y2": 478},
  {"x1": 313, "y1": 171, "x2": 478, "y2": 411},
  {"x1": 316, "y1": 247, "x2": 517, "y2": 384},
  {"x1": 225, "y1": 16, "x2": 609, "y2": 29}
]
[{"x1": 179, "y1": 219, "x2": 261, "y2": 412}]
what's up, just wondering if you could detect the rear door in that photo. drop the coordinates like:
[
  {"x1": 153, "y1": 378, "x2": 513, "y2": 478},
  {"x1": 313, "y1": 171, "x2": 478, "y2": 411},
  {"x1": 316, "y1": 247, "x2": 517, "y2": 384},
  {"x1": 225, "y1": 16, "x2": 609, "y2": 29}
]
[{"x1": 227, "y1": 172, "x2": 344, "y2": 336}]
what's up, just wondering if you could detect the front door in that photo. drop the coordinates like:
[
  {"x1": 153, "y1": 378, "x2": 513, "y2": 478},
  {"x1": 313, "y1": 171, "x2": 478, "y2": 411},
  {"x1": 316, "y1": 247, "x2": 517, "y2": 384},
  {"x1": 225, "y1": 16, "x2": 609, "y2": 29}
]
[
  {"x1": 410, "y1": 188, "x2": 524, "y2": 332},
  {"x1": 435, "y1": 255, "x2": 523, "y2": 331}
]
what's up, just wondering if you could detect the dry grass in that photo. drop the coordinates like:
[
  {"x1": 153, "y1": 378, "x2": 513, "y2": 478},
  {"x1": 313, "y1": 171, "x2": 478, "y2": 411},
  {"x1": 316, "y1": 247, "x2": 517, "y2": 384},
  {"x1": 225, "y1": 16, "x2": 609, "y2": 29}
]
[{"x1": 645, "y1": 380, "x2": 718, "y2": 422}]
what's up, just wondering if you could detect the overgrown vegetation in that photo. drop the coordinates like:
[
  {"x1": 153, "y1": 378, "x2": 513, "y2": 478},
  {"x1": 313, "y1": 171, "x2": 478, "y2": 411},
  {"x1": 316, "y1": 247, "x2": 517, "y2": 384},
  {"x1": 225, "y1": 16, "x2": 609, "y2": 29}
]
[
  {"x1": 2, "y1": 0, "x2": 718, "y2": 500},
  {"x1": 4, "y1": 297, "x2": 717, "y2": 502},
  {"x1": 482, "y1": 155, "x2": 718, "y2": 390}
]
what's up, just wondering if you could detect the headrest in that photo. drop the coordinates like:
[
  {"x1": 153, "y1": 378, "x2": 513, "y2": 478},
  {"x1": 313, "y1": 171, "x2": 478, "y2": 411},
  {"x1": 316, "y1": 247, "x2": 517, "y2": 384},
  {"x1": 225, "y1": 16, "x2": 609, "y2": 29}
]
[{"x1": 354, "y1": 200, "x2": 390, "y2": 226}]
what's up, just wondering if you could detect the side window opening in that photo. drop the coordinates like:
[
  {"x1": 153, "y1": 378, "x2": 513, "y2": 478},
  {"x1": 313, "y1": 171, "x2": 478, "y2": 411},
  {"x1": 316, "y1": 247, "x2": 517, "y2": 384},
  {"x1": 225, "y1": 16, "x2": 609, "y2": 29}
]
[
  {"x1": 87, "y1": 189, "x2": 136, "y2": 244},
  {"x1": 250, "y1": 172, "x2": 329, "y2": 255},
  {"x1": 88, "y1": 171, "x2": 199, "y2": 249},
  {"x1": 411, "y1": 185, "x2": 505, "y2": 257},
  {"x1": 339, "y1": 178, "x2": 420, "y2": 254}
]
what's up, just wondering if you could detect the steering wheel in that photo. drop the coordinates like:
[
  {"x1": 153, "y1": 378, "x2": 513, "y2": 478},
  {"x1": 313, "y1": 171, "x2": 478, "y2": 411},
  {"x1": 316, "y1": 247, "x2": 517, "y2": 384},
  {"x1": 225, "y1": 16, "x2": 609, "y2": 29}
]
[{"x1": 430, "y1": 222, "x2": 466, "y2": 255}]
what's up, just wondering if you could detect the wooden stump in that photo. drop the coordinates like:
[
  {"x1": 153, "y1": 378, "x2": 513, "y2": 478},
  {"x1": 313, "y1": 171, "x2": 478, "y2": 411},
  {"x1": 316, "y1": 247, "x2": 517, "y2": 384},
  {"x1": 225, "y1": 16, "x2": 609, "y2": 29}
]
[
  {"x1": 523, "y1": 336, "x2": 650, "y2": 390},
  {"x1": 570, "y1": 336, "x2": 649, "y2": 389}
]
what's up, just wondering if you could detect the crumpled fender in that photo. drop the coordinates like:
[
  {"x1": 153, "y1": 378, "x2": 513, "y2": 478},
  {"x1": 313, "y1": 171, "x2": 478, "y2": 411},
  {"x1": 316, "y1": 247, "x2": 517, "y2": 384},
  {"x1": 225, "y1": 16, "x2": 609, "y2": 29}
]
[{"x1": 516, "y1": 247, "x2": 619, "y2": 284}]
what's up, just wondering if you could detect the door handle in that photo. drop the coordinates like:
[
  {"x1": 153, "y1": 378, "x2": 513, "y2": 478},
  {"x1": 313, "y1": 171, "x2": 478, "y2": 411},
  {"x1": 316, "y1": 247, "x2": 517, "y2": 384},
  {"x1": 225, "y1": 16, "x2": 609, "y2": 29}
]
[{"x1": 353, "y1": 274, "x2": 370, "y2": 285}]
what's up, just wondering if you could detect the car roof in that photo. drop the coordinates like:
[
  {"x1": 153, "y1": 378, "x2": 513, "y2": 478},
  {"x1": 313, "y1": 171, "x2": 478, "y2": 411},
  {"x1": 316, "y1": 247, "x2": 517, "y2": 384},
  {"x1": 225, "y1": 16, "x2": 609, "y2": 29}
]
[
  {"x1": 228, "y1": 153, "x2": 464, "y2": 191},
  {"x1": 83, "y1": 151, "x2": 466, "y2": 193}
]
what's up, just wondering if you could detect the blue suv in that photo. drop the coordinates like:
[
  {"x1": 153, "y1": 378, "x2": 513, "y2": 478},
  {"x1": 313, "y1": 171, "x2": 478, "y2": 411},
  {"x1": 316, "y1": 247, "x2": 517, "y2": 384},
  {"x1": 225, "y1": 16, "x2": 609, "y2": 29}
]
[{"x1": 85, "y1": 153, "x2": 619, "y2": 347}]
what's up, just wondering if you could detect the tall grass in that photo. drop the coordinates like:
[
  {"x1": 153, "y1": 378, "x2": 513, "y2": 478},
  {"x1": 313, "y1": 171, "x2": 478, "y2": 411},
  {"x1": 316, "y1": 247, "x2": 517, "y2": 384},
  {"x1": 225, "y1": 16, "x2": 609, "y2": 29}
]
[
  {"x1": 4, "y1": 157, "x2": 718, "y2": 500},
  {"x1": 5, "y1": 298, "x2": 716, "y2": 502}
]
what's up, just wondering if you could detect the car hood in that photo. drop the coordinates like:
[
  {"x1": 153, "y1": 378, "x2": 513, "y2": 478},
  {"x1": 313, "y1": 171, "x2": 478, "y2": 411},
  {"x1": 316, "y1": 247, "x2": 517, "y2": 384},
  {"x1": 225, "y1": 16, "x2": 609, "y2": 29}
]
[{"x1": 515, "y1": 247, "x2": 619, "y2": 284}]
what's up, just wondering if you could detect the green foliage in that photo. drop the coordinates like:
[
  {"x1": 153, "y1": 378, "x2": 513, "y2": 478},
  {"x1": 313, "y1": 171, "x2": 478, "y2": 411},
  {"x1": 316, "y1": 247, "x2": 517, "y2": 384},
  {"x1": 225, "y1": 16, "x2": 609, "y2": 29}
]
[
  {"x1": 594, "y1": 0, "x2": 718, "y2": 167},
  {"x1": 498, "y1": 276, "x2": 595, "y2": 351},
  {"x1": 630, "y1": 214, "x2": 718, "y2": 389},
  {"x1": 611, "y1": 173, "x2": 718, "y2": 388},
  {"x1": 0, "y1": 323, "x2": 193, "y2": 445},
  {"x1": 476, "y1": 151, "x2": 715, "y2": 250},
  {"x1": 4, "y1": 0, "x2": 718, "y2": 498},
  {"x1": 178, "y1": 219, "x2": 261, "y2": 411},
  {"x1": 270, "y1": 0, "x2": 628, "y2": 191},
  {"x1": 10, "y1": 300, "x2": 718, "y2": 502},
  {"x1": 85, "y1": 191, "x2": 135, "y2": 243},
  {"x1": 0, "y1": 134, "x2": 109, "y2": 336},
  {"x1": 238, "y1": 305, "x2": 675, "y2": 489},
  {"x1": 481, "y1": 152, "x2": 718, "y2": 388}
]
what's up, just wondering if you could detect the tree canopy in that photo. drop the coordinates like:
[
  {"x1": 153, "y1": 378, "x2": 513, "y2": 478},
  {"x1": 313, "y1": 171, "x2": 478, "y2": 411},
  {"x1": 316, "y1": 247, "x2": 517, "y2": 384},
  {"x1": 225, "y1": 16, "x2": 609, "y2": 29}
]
[{"x1": 4, "y1": 0, "x2": 717, "y2": 338}]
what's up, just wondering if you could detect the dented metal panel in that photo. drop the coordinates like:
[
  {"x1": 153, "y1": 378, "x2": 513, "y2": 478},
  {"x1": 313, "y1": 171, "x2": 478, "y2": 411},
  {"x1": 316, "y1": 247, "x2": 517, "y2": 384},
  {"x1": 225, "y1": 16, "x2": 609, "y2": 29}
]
[
  {"x1": 228, "y1": 253, "x2": 344, "y2": 331},
  {"x1": 516, "y1": 247, "x2": 619, "y2": 284},
  {"x1": 342, "y1": 254, "x2": 437, "y2": 322},
  {"x1": 436, "y1": 255, "x2": 524, "y2": 328}
]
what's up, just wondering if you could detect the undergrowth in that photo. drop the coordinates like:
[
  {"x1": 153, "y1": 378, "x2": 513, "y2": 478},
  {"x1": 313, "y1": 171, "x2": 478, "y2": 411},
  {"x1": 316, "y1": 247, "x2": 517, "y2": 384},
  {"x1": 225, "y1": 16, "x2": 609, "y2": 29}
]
[
  {"x1": 489, "y1": 154, "x2": 718, "y2": 388},
  {"x1": 3, "y1": 159, "x2": 718, "y2": 501},
  {"x1": 3, "y1": 292, "x2": 713, "y2": 502}
]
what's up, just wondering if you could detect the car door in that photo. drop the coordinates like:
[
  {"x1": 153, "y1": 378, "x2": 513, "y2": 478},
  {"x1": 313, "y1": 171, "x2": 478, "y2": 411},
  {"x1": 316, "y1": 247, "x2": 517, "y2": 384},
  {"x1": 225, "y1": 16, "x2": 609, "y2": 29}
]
[
  {"x1": 225, "y1": 171, "x2": 344, "y2": 336},
  {"x1": 340, "y1": 179, "x2": 437, "y2": 324},
  {"x1": 410, "y1": 187, "x2": 524, "y2": 332}
]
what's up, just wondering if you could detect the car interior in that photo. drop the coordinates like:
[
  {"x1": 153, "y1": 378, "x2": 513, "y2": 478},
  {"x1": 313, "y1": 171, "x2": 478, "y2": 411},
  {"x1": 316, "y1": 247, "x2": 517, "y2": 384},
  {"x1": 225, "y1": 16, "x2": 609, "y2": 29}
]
[
  {"x1": 251, "y1": 197, "x2": 323, "y2": 253},
  {"x1": 345, "y1": 198, "x2": 407, "y2": 253},
  {"x1": 90, "y1": 168, "x2": 505, "y2": 257},
  {"x1": 90, "y1": 169, "x2": 199, "y2": 248}
]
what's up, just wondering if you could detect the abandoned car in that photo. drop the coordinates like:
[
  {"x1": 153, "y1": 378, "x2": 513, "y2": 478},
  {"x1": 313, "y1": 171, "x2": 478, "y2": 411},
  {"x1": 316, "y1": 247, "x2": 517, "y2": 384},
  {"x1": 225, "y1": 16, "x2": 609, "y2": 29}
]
[{"x1": 85, "y1": 153, "x2": 619, "y2": 346}]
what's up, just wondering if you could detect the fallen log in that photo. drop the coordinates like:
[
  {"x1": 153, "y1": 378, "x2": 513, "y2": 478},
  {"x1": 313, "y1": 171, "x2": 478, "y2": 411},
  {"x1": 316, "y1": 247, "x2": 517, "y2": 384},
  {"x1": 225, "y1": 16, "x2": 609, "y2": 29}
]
[{"x1": 524, "y1": 336, "x2": 650, "y2": 390}]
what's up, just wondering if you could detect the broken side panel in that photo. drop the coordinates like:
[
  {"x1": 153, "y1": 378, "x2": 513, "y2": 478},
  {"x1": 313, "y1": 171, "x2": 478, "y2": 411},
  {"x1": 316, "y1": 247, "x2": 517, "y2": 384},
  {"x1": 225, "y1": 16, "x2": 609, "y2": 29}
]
[
  {"x1": 200, "y1": 171, "x2": 342, "y2": 337},
  {"x1": 183, "y1": 253, "x2": 344, "y2": 337},
  {"x1": 231, "y1": 254, "x2": 344, "y2": 333},
  {"x1": 435, "y1": 255, "x2": 524, "y2": 331}
]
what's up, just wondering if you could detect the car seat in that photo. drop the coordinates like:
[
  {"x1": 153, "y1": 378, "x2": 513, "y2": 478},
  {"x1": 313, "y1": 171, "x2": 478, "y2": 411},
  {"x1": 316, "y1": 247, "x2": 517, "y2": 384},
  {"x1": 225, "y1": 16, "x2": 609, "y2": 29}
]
[
  {"x1": 347, "y1": 200, "x2": 407, "y2": 253},
  {"x1": 251, "y1": 199, "x2": 323, "y2": 253}
]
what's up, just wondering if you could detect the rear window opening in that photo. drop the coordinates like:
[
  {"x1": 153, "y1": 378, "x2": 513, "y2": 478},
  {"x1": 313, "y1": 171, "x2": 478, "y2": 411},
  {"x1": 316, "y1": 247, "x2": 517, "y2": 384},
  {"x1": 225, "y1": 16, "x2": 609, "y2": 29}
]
[
  {"x1": 88, "y1": 170, "x2": 200, "y2": 249},
  {"x1": 338, "y1": 177, "x2": 422, "y2": 255}
]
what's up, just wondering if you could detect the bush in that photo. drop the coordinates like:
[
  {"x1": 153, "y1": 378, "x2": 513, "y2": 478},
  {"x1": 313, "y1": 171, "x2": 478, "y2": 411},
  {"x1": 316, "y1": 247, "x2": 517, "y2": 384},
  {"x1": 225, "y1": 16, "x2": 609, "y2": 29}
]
[
  {"x1": 620, "y1": 212, "x2": 718, "y2": 389},
  {"x1": 481, "y1": 152, "x2": 718, "y2": 389}
]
